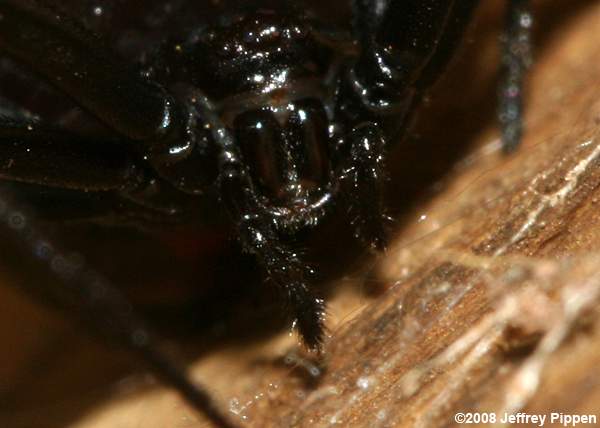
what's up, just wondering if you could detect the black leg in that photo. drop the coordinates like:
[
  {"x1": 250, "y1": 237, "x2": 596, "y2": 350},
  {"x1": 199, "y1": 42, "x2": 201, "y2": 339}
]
[
  {"x1": 348, "y1": 0, "x2": 532, "y2": 153},
  {"x1": 0, "y1": 1, "x2": 177, "y2": 144},
  {"x1": 499, "y1": 0, "x2": 533, "y2": 153},
  {"x1": 219, "y1": 164, "x2": 326, "y2": 351},
  {"x1": 348, "y1": 0, "x2": 477, "y2": 114},
  {"x1": 0, "y1": 1, "x2": 210, "y2": 192},
  {"x1": 343, "y1": 123, "x2": 388, "y2": 251},
  {"x1": 337, "y1": 1, "x2": 485, "y2": 249},
  {"x1": 0, "y1": 191, "x2": 239, "y2": 428},
  {"x1": 0, "y1": 121, "x2": 209, "y2": 221},
  {"x1": 219, "y1": 167, "x2": 326, "y2": 350},
  {"x1": 191, "y1": 94, "x2": 327, "y2": 351}
]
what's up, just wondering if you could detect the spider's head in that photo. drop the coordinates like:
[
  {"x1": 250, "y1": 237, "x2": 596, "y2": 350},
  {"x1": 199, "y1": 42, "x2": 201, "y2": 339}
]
[
  {"x1": 153, "y1": 9, "x2": 338, "y2": 227},
  {"x1": 199, "y1": 11, "x2": 336, "y2": 227}
]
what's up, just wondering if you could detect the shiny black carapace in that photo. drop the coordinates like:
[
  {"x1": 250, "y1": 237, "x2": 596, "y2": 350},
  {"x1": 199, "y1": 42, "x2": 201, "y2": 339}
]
[{"x1": 0, "y1": 0, "x2": 532, "y2": 426}]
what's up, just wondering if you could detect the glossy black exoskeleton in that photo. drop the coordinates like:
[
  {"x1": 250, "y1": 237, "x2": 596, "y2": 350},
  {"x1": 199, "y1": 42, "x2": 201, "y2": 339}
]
[{"x1": 0, "y1": 1, "x2": 532, "y2": 426}]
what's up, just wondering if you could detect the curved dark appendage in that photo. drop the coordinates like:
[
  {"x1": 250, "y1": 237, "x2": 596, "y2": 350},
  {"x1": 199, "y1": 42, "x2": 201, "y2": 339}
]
[
  {"x1": 224, "y1": 184, "x2": 327, "y2": 349},
  {"x1": 0, "y1": 191, "x2": 240, "y2": 428},
  {"x1": 236, "y1": 208, "x2": 327, "y2": 351},
  {"x1": 499, "y1": 0, "x2": 532, "y2": 153},
  {"x1": 343, "y1": 123, "x2": 388, "y2": 251},
  {"x1": 194, "y1": 95, "x2": 327, "y2": 350},
  {"x1": 0, "y1": 0, "x2": 207, "y2": 191},
  {"x1": 219, "y1": 164, "x2": 327, "y2": 351},
  {"x1": 0, "y1": 123, "x2": 198, "y2": 222},
  {"x1": 349, "y1": 0, "x2": 461, "y2": 112},
  {"x1": 0, "y1": 1, "x2": 180, "y2": 143}
]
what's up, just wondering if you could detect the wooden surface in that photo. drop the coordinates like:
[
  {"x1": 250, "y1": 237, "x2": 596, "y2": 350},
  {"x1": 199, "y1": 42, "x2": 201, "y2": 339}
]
[{"x1": 2, "y1": 0, "x2": 600, "y2": 427}]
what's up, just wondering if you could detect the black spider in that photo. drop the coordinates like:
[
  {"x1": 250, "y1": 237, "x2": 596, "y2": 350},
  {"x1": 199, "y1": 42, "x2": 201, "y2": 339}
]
[{"x1": 0, "y1": 0, "x2": 532, "y2": 426}]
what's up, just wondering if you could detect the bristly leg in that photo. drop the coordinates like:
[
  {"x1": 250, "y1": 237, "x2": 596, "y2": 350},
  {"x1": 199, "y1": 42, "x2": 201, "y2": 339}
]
[
  {"x1": 499, "y1": 0, "x2": 533, "y2": 153},
  {"x1": 195, "y1": 95, "x2": 327, "y2": 351},
  {"x1": 219, "y1": 168, "x2": 327, "y2": 351},
  {"x1": 238, "y1": 213, "x2": 327, "y2": 351},
  {"x1": 341, "y1": 1, "x2": 482, "y2": 251}
]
